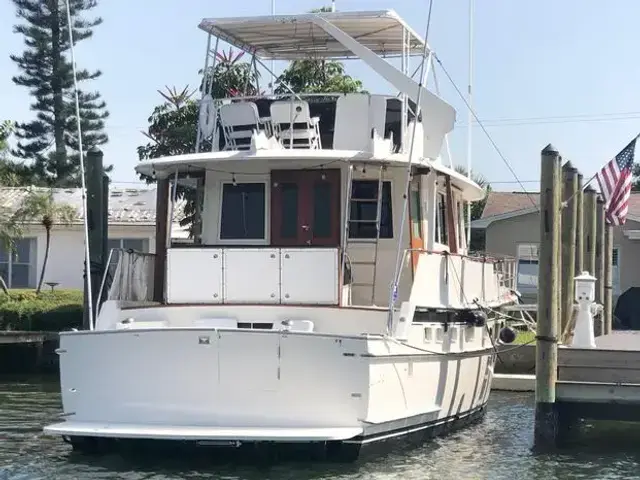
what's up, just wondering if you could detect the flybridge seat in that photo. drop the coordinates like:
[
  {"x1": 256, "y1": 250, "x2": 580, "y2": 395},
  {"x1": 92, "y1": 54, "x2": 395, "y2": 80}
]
[
  {"x1": 215, "y1": 94, "x2": 412, "y2": 153},
  {"x1": 219, "y1": 102, "x2": 269, "y2": 150},
  {"x1": 270, "y1": 100, "x2": 322, "y2": 149}
]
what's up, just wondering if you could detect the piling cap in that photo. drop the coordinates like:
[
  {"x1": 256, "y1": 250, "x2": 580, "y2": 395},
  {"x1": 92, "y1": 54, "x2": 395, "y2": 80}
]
[
  {"x1": 584, "y1": 184, "x2": 596, "y2": 193},
  {"x1": 575, "y1": 271, "x2": 596, "y2": 282},
  {"x1": 88, "y1": 146, "x2": 103, "y2": 156},
  {"x1": 541, "y1": 143, "x2": 559, "y2": 155},
  {"x1": 562, "y1": 160, "x2": 573, "y2": 170}
]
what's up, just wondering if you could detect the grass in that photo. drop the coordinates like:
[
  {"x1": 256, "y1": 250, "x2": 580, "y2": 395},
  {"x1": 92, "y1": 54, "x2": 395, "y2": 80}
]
[
  {"x1": 513, "y1": 329, "x2": 536, "y2": 345},
  {"x1": 0, "y1": 288, "x2": 83, "y2": 332}
]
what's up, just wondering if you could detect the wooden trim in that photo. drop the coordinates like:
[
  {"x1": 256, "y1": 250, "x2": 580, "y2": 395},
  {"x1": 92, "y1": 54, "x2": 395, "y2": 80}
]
[
  {"x1": 153, "y1": 178, "x2": 170, "y2": 303},
  {"x1": 445, "y1": 176, "x2": 458, "y2": 254}
]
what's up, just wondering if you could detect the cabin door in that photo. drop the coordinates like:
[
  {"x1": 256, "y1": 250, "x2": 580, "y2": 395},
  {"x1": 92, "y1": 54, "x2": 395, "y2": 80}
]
[
  {"x1": 271, "y1": 169, "x2": 341, "y2": 247},
  {"x1": 409, "y1": 176, "x2": 424, "y2": 274}
]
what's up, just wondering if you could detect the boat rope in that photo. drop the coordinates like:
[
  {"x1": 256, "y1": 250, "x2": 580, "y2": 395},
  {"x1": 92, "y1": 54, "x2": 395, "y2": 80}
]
[
  {"x1": 387, "y1": 0, "x2": 436, "y2": 334},
  {"x1": 382, "y1": 335, "x2": 535, "y2": 359},
  {"x1": 65, "y1": 0, "x2": 93, "y2": 329}
]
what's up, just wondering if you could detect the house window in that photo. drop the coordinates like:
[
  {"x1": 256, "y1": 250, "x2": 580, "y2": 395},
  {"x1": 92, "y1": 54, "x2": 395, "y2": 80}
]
[
  {"x1": 107, "y1": 238, "x2": 149, "y2": 266},
  {"x1": 516, "y1": 243, "x2": 538, "y2": 293},
  {"x1": 0, "y1": 238, "x2": 37, "y2": 288},
  {"x1": 219, "y1": 182, "x2": 266, "y2": 240},
  {"x1": 612, "y1": 247, "x2": 620, "y2": 295},
  {"x1": 349, "y1": 180, "x2": 393, "y2": 239}
]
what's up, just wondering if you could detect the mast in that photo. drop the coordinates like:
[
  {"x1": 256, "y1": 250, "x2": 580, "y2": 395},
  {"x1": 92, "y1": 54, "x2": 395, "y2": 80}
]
[{"x1": 466, "y1": 0, "x2": 474, "y2": 247}]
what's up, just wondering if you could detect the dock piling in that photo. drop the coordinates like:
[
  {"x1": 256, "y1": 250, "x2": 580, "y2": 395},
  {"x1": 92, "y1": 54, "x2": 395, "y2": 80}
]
[
  {"x1": 583, "y1": 186, "x2": 597, "y2": 276},
  {"x1": 603, "y1": 222, "x2": 613, "y2": 334},
  {"x1": 575, "y1": 173, "x2": 584, "y2": 275},
  {"x1": 560, "y1": 162, "x2": 577, "y2": 335},
  {"x1": 534, "y1": 144, "x2": 561, "y2": 448},
  {"x1": 595, "y1": 195, "x2": 606, "y2": 336}
]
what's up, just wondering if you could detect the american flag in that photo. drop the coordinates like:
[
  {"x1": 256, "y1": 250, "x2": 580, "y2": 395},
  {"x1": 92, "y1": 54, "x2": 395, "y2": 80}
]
[{"x1": 596, "y1": 137, "x2": 637, "y2": 226}]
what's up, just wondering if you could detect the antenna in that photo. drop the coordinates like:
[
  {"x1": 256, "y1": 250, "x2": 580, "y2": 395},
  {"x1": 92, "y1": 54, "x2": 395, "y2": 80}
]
[
  {"x1": 65, "y1": 0, "x2": 94, "y2": 329},
  {"x1": 270, "y1": 0, "x2": 276, "y2": 92},
  {"x1": 466, "y1": 0, "x2": 474, "y2": 247}
]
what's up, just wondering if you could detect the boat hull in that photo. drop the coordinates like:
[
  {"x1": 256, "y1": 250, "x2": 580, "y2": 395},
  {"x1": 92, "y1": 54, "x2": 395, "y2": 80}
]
[
  {"x1": 48, "y1": 404, "x2": 487, "y2": 462},
  {"x1": 44, "y1": 319, "x2": 497, "y2": 462}
]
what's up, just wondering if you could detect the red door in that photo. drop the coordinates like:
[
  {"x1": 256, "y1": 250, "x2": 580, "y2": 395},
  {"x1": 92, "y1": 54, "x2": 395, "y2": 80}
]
[{"x1": 271, "y1": 169, "x2": 341, "y2": 247}]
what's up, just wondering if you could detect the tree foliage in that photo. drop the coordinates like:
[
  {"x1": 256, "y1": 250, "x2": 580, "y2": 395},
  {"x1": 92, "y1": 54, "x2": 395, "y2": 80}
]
[
  {"x1": 10, "y1": 0, "x2": 110, "y2": 187},
  {"x1": 454, "y1": 165, "x2": 490, "y2": 221},
  {"x1": 274, "y1": 6, "x2": 364, "y2": 95}
]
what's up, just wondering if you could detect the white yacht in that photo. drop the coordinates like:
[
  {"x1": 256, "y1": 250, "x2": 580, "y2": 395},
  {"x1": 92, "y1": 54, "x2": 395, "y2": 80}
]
[{"x1": 44, "y1": 9, "x2": 518, "y2": 461}]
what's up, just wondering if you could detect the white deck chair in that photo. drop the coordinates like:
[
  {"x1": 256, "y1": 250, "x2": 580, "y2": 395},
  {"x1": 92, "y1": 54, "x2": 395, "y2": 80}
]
[
  {"x1": 219, "y1": 102, "x2": 261, "y2": 150},
  {"x1": 270, "y1": 99, "x2": 322, "y2": 149}
]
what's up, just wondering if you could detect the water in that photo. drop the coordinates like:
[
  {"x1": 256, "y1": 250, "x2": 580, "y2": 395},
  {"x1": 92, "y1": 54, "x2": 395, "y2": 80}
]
[{"x1": 2, "y1": 377, "x2": 640, "y2": 480}]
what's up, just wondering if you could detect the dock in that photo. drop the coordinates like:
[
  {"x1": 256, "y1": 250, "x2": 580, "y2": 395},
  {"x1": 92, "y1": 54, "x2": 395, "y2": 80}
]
[
  {"x1": 0, "y1": 331, "x2": 60, "y2": 374},
  {"x1": 556, "y1": 332, "x2": 640, "y2": 429}
]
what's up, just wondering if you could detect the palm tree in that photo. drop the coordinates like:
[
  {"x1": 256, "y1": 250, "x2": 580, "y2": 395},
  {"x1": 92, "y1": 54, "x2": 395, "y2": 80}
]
[
  {"x1": 11, "y1": 188, "x2": 77, "y2": 293},
  {"x1": 454, "y1": 165, "x2": 491, "y2": 221}
]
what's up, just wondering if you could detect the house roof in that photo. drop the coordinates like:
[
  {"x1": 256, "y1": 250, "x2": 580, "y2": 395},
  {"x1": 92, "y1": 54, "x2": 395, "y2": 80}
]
[
  {"x1": 473, "y1": 190, "x2": 640, "y2": 229},
  {"x1": 480, "y1": 191, "x2": 540, "y2": 219},
  {"x1": 0, "y1": 186, "x2": 184, "y2": 226}
]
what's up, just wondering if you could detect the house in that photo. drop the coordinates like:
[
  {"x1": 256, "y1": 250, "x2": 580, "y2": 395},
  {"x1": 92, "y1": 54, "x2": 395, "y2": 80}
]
[
  {"x1": 471, "y1": 190, "x2": 630, "y2": 305},
  {"x1": 0, "y1": 186, "x2": 183, "y2": 290}
]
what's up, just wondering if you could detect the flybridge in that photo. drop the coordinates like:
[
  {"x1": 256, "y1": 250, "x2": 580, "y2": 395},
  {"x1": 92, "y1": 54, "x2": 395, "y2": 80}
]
[{"x1": 192, "y1": 9, "x2": 455, "y2": 160}]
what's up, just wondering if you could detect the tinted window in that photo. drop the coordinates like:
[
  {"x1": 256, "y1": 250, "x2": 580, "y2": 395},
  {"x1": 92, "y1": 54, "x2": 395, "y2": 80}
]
[
  {"x1": 220, "y1": 183, "x2": 266, "y2": 240},
  {"x1": 349, "y1": 180, "x2": 393, "y2": 239},
  {"x1": 313, "y1": 181, "x2": 332, "y2": 238}
]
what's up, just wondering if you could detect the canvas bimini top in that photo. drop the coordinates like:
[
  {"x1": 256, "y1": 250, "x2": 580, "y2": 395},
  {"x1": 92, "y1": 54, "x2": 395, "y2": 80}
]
[{"x1": 198, "y1": 10, "x2": 429, "y2": 60}]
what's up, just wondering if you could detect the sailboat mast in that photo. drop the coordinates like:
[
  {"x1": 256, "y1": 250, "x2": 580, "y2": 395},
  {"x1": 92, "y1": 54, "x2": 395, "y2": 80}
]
[{"x1": 466, "y1": 0, "x2": 474, "y2": 247}]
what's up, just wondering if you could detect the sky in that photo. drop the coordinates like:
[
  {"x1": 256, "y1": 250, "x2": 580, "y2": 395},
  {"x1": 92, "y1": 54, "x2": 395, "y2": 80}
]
[{"x1": 1, "y1": 0, "x2": 640, "y2": 192}]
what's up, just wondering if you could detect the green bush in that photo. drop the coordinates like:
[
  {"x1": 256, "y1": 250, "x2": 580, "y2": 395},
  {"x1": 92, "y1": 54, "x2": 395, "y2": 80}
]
[{"x1": 0, "y1": 289, "x2": 83, "y2": 332}]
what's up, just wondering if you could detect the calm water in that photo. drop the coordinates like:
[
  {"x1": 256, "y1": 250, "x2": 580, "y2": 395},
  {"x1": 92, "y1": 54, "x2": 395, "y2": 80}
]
[{"x1": 2, "y1": 377, "x2": 640, "y2": 480}]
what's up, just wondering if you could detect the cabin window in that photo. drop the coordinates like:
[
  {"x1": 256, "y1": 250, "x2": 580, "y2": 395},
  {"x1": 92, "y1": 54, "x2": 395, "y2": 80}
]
[
  {"x1": 349, "y1": 180, "x2": 393, "y2": 239},
  {"x1": 435, "y1": 192, "x2": 447, "y2": 245},
  {"x1": 409, "y1": 179, "x2": 422, "y2": 239},
  {"x1": 219, "y1": 182, "x2": 266, "y2": 240}
]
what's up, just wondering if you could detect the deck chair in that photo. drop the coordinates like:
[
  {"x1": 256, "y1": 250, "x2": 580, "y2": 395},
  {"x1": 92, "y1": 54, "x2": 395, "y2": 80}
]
[
  {"x1": 270, "y1": 99, "x2": 322, "y2": 149},
  {"x1": 219, "y1": 102, "x2": 261, "y2": 150}
]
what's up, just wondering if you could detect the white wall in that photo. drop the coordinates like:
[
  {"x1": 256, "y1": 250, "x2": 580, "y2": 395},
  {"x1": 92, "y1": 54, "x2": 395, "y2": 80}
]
[{"x1": 20, "y1": 224, "x2": 156, "y2": 290}]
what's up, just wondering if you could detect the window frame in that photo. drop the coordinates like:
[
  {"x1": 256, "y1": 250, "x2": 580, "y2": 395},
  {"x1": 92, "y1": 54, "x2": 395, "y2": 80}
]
[
  {"x1": 348, "y1": 179, "x2": 394, "y2": 240},
  {"x1": 612, "y1": 246, "x2": 620, "y2": 295},
  {"x1": 0, "y1": 237, "x2": 37, "y2": 288},
  {"x1": 107, "y1": 238, "x2": 150, "y2": 266},
  {"x1": 217, "y1": 180, "x2": 269, "y2": 245},
  {"x1": 515, "y1": 242, "x2": 539, "y2": 294}
]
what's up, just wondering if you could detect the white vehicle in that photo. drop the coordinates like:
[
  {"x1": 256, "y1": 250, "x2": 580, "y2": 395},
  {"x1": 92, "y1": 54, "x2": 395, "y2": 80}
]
[{"x1": 44, "y1": 9, "x2": 518, "y2": 461}]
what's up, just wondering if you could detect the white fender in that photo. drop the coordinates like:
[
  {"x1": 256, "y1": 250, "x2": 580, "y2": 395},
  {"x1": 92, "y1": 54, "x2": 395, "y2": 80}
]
[{"x1": 198, "y1": 94, "x2": 216, "y2": 138}]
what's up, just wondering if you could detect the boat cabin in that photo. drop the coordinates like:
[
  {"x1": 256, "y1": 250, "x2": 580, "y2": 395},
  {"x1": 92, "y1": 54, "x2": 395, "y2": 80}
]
[{"x1": 103, "y1": 10, "x2": 515, "y2": 314}]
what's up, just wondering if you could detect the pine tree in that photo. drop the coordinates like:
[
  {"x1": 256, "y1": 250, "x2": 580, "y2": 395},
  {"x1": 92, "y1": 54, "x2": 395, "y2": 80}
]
[{"x1": 10, "y1": 0, "x2": 110, "y2": 187}]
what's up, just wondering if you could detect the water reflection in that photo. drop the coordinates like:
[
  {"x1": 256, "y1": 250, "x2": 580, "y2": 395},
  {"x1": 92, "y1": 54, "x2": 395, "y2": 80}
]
[{"x1": 1, "y1": 377, "x2": 640, "y2": 479}]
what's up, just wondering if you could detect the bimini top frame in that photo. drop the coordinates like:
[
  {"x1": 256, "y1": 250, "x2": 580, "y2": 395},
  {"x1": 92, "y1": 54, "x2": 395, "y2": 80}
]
[{"x1": 198, "y1": 10, "x2": 428, "y2": 60}]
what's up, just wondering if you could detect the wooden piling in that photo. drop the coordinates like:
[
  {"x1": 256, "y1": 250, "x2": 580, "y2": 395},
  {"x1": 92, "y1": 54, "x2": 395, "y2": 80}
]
[
  {"x1": 534, "y1": 144, "x2": 561, "y2": 448},
  {"x1": 583, "y1": 186, "x2": 597, "y2": 275},
  {"x1": 575, "y1": 173, "x2": 584, "y2": 275},
  {"x1": 560, "y1": 162, "x2": 577, "y2": 335},
  {"x1": 603, "y1": 221, "x2": 613, "y2": 334}
]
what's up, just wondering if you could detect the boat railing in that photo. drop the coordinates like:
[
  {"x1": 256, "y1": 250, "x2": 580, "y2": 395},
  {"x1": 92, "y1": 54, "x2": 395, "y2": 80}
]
[
  {"x1": 399, "y1": 249, "x2": 517, "y2": 308},
  {"x1": 97, "y1": 248, "x2": 156, "y2": 307}
]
